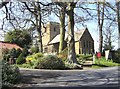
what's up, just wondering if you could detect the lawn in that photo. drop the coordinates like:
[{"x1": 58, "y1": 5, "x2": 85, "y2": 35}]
[
  {"x1": 15, "y1": 54, "x2": 120, "y2": 69},
  {"x1": 92, "y1": 57, "x2": 120, "y2": 69}
]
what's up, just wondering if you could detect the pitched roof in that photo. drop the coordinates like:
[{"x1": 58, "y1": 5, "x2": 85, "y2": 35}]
[
  {"x1": 49, "y1": 28, "x2": 86, "y2": 44},
  {"x1": 0, "y1": 41, "x2": 22, "y2": 50},
  {"x1": 49, "y1": 33, "x2": 68, "y2": 44},
  {"x1": 74, "y1": 29, "x2": 85, "y2": 41}
]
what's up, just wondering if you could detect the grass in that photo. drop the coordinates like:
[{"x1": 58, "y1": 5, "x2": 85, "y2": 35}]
[
  {"x1": 92, "y1": 57, "x2": 120, "y2": 69},
  {"x1": 77, "y1": 54, "x2": 93, "y2": 64},
  {"x1": 15, "y1": 63, "x2": 33, "y2": 69}
]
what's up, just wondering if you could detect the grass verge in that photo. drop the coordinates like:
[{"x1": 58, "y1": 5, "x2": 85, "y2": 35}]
[{"x1": 92, "y1": 57, "x2": 119, "y2": 69}]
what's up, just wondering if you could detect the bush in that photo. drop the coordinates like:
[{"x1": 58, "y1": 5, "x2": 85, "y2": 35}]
[
  {"x1": 33, "y1": 53, "x2": 44, "y2": 59},
  {"x1": 114, "y1": 49, "x2": 120, "y2": 63},
  {"x1": 22, "y1": 47, "x2": 29, "y2": 57},
  {"x1": 3, "y1": 48, "x2": 22, "y2": 63},
  {"x1": 16, "y1": 63, "x2": 33, "y2": 68},
  {"x1": 3, "y1": 54, "x2": 10, "y2": 61},
  {"x1": 16, "y1": 53, "x2": 25, "y2": 64},
  {"x1": 9, "y1": 48, "x2": 16, "y2": 58},
  {"x1": 36, "y1": 55, "x2": 65, "y2": 69},
  {"x1": 16, "y1": 48, "x2": 22, "y2": 58},
  {"x1": 2, "y1": 61, "x2": 21, "y2": 85},
  {"x1": 2, "y1": 48, "x2": 10, "y2": 61},
  {"x1": 30, "y1": 46, "x2": 39, "y2": 54},
  {"x1": 2, "y1": 48, "x2": 9, "y2": 56},
  {"x1": 25, "y1": 53, "x2": 44, "y2": 68},
  {"x1": 26, "y1": 53, "x2": 43, "y2": 65}
]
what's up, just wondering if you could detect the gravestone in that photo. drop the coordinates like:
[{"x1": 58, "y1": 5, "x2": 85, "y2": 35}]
[
  {"x1": 105, "y1": 50, "x2": 113, "y2": 60},
  {"x1": 105, "y1": 50, "x2": 109, "y2": 61},
  {"x1": 93, "y1": 54, "x2": 95, "y2": 64}
]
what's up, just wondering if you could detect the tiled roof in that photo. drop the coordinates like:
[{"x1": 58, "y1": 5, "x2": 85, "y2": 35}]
[
  {"x1": 0, "y1": 41, "x2": 22, "y2": 50},
  {"x1": 74, "y1": 29, "x2": 86, "y2": 41},
  {"x1": 49, "y1": 28, "x2": 86, "y2": 44},
  {"x1": 49, "y1": 33, "x2": 68, "y2": 44}
]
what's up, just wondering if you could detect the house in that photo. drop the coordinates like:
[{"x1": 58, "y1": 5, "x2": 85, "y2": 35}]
[
  {"x1": 0, "y1": 41, "x2": 23, "y2": 60},
  {"x1": 0, "y1": 41, "x2": 23, "y2": 50},
  {"x1": 42, "y1": 22, "x2": 94, "y2": 54}
]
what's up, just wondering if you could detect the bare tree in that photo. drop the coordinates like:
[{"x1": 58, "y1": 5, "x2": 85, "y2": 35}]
[
  {"x1": 66, "y1": 2, "x2": 78, "y2": 64},
  {"x1": 0, "y1": 1, "x2": 53, "y2": 52},
  {"x1": 97, "y1": 2, "x2": 105, "y2": 52},
  {"x1": 105, "y1": 1, "x2": 120, "y2": 49},
  {"x1": 58, "y1": 3, "x2": 67, "y2": 53},
  {"x1": 53, "y1": 2, "x2": 67, "y2": 53},
  {"x1": 0, "y1": 0, "x2": 10, "y2": 9},
  {"x1": 103, "y1": 22, "x2": 117, "y2": 50},
  {"x1": 116, "y1": 1, "x2": 120, "y2": 48},
  {"x1": 22, "y1": 2, "x2": 53, "y2": 52}
]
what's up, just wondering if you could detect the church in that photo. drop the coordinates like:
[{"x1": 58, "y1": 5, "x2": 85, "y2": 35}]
[{"x1": 41, "y1": 22, "x2": 94, "y2": 54}]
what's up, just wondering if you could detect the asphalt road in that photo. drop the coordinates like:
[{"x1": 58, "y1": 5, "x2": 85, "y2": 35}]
[{"x1": 11, "y1": 66, "x2": 120, "y2": 89}]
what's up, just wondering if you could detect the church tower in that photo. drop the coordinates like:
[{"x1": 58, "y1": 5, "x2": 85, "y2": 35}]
[{"x1": 42, "y1": 22, "x2": 60, "y2": 46}]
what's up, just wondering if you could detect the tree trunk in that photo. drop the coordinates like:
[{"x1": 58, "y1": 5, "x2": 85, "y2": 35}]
[
  {"x1": 0, "y1": 0, "x2": 9, "y2": 9},
  {"x1": 67, "y1": 2, "x2": 77, "y2": 64},
  {"x1": 97, "y1": 2, "x2": 105, "y2": 52},
  {"x1": 99, "y1": 28, "x2": 103, "y2": 52},
  {"x1": 35, "y1": 3, "x2": 43, "y2": 53},
  {"x1": 116, "y1": 1, "x2": 120, "y2": 49},
  {"x1": 59, "y1": 7, "x2": 66, "y2": 53}
]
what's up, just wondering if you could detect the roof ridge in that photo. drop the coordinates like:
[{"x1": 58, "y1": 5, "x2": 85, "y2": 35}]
[{"x1": 0, "y1": 41, "x2": 23, "y2": 50}]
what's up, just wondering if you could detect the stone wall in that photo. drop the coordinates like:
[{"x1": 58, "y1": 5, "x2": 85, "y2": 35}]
[
  {"x1": 42, "y1": 23, "x2": 94, "y2": 54},
  {"x1": 80, "y1": 29, "x2": 94, "y2": 54},
  {"x1": 42, "y1": 22, "x2": 60, "y2": 46},
  {"x1": 75, "y1": 41, "x2": 79, "y2": 54},
  {"x1": 49, "y1": 22, "x2": 60, "y2": 41}
]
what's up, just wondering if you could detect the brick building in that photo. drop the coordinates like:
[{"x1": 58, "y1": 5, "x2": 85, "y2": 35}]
[{"x1": 0, "y1": 41, "x2": 23, "y2": 58}]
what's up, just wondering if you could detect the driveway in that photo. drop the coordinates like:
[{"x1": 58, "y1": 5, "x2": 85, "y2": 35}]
[{"x1": 13, "y1": 67, "x2": 119, "y2": 89}]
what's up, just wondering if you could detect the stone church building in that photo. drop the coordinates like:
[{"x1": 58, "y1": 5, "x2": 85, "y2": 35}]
[{"x1": 42, "y1": 22, "x2": 94, "y2": 54}]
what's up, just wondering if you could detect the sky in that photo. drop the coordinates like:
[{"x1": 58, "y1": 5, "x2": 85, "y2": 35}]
[
  {"x1": 47, "y1": 14, "x2": 100, "y2": 52},
  {"x1": 0, "y1": 1, "x2": 119, "y2": 52},
  {"x1": 46, "y1": 3, "x2": 118, "y2": 51}
]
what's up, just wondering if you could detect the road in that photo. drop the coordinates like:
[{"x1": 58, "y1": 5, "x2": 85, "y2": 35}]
[{"x1": 12, "y1": 67, "x2": 120, "y2": 89}]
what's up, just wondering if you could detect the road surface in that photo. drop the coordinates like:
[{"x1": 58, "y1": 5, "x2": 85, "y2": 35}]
[{"x1": 12, "y1": 67, "x2": 120, "y2": 89}]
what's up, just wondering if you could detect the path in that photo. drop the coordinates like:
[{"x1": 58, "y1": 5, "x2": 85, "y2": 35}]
[{"x1": 13, "y1": 67, "x2": 120, "y2": 89}]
